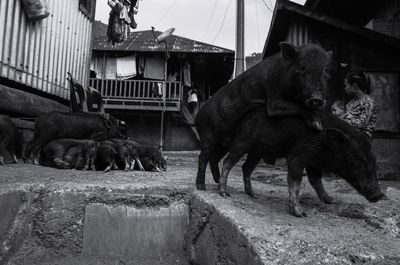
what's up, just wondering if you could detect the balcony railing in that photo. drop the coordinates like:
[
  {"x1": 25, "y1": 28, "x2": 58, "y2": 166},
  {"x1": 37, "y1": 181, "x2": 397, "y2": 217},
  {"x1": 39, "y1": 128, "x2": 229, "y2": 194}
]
[{"x1": 89, "y1": 78, "x2": 184, "y2": 111}]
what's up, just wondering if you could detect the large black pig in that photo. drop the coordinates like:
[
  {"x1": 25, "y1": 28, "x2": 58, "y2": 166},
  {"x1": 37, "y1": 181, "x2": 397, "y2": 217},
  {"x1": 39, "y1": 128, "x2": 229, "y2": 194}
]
[
  {"x1": 0, "y1": 115, "x2": 21, "y2": 165},
  {"x1": 195, "y1": 42, "x2": 332, "y2": 190},
  {"x1": 25, "y1": 111, "x2": 125, "y2": 164},
  {"x1": 218, "y1": 108, "x2": 385, "y2": 217}
]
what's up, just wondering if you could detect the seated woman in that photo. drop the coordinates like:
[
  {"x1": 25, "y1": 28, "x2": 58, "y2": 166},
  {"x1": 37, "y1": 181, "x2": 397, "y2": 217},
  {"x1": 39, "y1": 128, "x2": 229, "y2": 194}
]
[{"x1": 331, "y1": 70, "x2": 377, "y2": 138}]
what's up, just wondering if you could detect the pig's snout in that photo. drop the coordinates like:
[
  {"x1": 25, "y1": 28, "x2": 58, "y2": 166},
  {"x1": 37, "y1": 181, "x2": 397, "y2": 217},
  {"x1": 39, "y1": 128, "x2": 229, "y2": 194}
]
[
  {"x1": 305, "y1": 92, "x2": 325, "y2": 109},
  {"x1": 366, "y1": 192, "x2": 386, "y2": 203}
]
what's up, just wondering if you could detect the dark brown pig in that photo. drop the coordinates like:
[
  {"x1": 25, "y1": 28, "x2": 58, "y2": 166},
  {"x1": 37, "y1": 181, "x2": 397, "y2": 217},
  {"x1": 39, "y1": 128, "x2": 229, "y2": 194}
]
[
  {"x1": 0, "y1": 115, "x2": 21, "y2": 165},
  {"x1": 218, "y1": 108, "x2": 384, "y2": 217},
  {"x1": 128, "y1": 139, "x2": 166, "y2": 171},
  {"x1": 40, "y1": 138, "x2": 90, "y2": 169},
  {"x1": 24, "y1": 111, "x2": 126, "y2": 164},
  {"x1": 95, "y1": 142, "x2": 118, "y2": 172},
  {"x1": 81, "y1": 140, "x2": 98, "y2": 170},
  {"x1": 64, "y1": 145, "x2": 85, "y2": 169},
  {"x1": 195, "y1": 42, "x2": 332, "y2": 190}
]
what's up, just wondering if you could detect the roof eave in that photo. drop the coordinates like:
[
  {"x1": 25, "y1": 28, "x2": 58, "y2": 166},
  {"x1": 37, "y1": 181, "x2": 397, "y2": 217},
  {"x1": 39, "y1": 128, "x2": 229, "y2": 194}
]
[{"x1": 262, "y1": 0, "x2": 400, "y2": 58}]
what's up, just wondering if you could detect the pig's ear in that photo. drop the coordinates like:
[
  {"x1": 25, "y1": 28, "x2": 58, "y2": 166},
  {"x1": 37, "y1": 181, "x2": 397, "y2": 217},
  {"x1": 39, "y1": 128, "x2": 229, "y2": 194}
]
[
  {"x1": 279, "y1": 42, "x2": 299, "y2": 64},
  {"x1": 325, "y1": 128, "x2": 348, "y2": 152}
]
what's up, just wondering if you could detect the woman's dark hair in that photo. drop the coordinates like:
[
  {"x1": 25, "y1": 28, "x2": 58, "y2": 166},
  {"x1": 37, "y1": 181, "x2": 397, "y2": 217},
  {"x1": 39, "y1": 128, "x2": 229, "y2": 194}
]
[{"x1": 345, "y1": 70, "x2": 371, "y2": 94}]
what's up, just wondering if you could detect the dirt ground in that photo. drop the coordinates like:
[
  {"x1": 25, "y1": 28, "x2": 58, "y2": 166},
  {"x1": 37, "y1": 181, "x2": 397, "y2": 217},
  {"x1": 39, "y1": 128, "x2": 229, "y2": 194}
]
[{"x1": 1, "y1": 152, "x2": 400, "y2": 264}]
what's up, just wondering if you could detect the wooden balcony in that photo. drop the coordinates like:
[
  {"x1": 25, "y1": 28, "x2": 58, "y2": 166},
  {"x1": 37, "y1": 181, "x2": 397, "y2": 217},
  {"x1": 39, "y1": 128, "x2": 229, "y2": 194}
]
[{"x1": 89, "y1": 78, "x2": 184, "y2": 111}]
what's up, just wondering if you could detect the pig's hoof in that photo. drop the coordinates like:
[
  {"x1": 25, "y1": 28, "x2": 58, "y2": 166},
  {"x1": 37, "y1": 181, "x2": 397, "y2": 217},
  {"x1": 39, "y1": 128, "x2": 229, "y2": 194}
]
[
  {"x1": 247, "y1": 191, "x2": 257, "y2": 198},
  {"x1": 290, "y1": 206, "x2": 307, "y2": 217},
  {"x1": 322, "y1": 195, "x2": 334, "y2": 204},
  {"x1": 219, "y1": 190, "x2": 230, "y2": 197},
  {"x1": 196, "y1": 184, "x2": 206, "y2": 190}
]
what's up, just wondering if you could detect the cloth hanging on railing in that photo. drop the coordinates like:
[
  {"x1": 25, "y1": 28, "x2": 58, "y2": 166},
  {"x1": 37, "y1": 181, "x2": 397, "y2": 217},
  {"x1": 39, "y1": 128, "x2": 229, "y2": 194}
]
[
  {"x1": 144, "y1": 57, "x2": 165, "y2": 80},
  {"x1": 90, "y1": 57, "x2": 117, "y2": 79},
  {"x1": 183, "y1": 62, "x2": 192, "y2": 87},
  {"x1": 21, "y1": 0, "x2": 50, "y2": 21},
  {"x1": 116, "y1": 55, "x2": 137, "y2": 79}
]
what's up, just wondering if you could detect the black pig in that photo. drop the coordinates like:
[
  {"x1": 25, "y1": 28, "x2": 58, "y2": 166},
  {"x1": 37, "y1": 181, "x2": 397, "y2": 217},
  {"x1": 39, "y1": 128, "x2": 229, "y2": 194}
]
[
  {"x1": 218, "y1": 109, "x2": 384, "y2": 217},
  {"x1": 95, "y1": 142, "x2": 118, "y2": 172},
  {"x1": 195, "y1": 42, "x2": 332, "y2": 190},
  {"x1": 0, "y1": 115, "x2": 21, "y2": 165}
]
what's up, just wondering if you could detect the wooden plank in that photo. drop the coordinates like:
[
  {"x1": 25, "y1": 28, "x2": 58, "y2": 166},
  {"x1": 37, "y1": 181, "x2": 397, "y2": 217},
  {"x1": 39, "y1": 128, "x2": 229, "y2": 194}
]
[{"x1": 0, "y1": 84, "x2": 69, "y2": 116}]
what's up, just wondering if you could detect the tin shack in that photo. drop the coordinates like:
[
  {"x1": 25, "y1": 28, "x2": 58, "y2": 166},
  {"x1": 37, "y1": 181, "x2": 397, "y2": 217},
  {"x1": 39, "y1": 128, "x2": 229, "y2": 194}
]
[{"x1": 0, "y1": 0, "x2": 97, "y2": 119}]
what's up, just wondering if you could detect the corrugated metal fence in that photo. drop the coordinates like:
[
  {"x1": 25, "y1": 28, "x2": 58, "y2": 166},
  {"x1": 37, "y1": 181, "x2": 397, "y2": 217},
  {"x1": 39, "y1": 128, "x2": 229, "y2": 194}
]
[
  {"x1": 0, "y1": 0, "x2": 93, "y2": 100},
  {"x1": 286, "y1": 21, "x2": 309, "y2": 46}
]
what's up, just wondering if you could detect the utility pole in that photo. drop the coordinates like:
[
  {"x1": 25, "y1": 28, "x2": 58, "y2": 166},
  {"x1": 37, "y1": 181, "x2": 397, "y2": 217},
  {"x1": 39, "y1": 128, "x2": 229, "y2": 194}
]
[{"x1": 235, "y1": 0, "x2": 245, "y2": 77}]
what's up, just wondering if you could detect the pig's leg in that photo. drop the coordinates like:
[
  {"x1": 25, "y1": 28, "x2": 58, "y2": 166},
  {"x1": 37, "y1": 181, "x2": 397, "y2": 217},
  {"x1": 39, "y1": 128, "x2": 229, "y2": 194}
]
[
  {"x1": 83, "y1": 159, "x2": 90, "y2": 170},
  {"x1": 219, "y1": 152, "x2": 244, "y2": 197},
  {"x1": 124, "y1": 157, "x2": 130, "y2": 171},
  {"x1": 30, "y1": 140, "x2": 44, "y2": 165},
  {"x1": 129, "y1": 159, "x2": 136, "y2": 171},
  {"x1": 0, "y1": 139, "x2": 6, "y2": 165},
  {"x1": 104, "y1": 162, "x2": 113, "y2": 172},
  {"x1": 242, "y1": 153, "x2": 261, "y2": 198},
  {"x1": 8, "y1": 146, "x2": 18, "y2": 163},
  {"x1": 209, "y1": 147, "x2": 228, "y2": 184},
  {"x1": 136, "y1": 158, "x2": 145, "y2": 171},
  {"x1": 287, "y1": 159, "x2": 307, "y2": 217},
  {"x1": 306, "y1": 166, "x2": 334, "y2": 204},
  {"x1": 90, "y1": 157, "x2": 96, "y2": 170}
]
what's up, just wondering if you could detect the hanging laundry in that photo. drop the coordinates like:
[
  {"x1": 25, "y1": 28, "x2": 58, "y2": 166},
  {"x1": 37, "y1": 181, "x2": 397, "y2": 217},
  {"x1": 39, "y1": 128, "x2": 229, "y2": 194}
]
[
  {"x1": 138, "y1": 56, "x2": 145, "y2": 75},
  {"x1": 91, "y1": 57, "x2": 117, "y2": 79},
  {"x1": 128, "y1": 0, "x2": 138, "y2": 29},
  {"x1": 107, "y1": 2, "x2": 125, "y2": 45},
  {"x1": 21, "y1": 0, "x2": 50, "y2": 21},
  {"x1": 183, "y1": 62, "x2": 192, "y2": 87},
  {"x1": 144, "y1": 57, "x2": 165, "y2": 80},
  {"x1": 116, "y1": 55, "x2": 137, "y2": 79}
]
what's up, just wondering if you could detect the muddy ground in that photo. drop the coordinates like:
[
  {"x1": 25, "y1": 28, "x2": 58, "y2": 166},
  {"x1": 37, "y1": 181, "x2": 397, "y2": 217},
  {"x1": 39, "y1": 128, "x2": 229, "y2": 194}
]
[{"x1": 1, "y1": 152, "x2": 400, "y2": 264}]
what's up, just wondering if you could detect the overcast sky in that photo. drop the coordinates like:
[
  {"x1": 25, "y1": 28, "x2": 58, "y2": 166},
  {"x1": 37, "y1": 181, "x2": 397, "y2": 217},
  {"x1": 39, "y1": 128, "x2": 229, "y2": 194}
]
[{"x1": 95, "y1": 0, "x2": 306, "y2": 56}]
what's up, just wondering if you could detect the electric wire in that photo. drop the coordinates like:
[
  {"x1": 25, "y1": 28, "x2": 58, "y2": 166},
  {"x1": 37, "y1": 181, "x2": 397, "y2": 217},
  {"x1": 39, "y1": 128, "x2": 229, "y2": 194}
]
[
  {"x1": 255, "y1": 0, "x2": 260, "y2": 51},
  {"x1": 155, "y1": 0, "x2": 178, "y2": 27},
  {"x1": 202, "y1": 0, "x2": 219, "y2": 40},
  {"x1": 212, "y1": 0, "x2": 233, "y2": 44},
  {"x1": 261, "y1": 0, "x2": 273, "y2": 13}
]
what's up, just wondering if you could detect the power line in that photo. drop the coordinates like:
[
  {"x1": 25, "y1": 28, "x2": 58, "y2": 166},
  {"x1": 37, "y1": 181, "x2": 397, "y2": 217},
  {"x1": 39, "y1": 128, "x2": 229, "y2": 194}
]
[
  {"x1": 212, "y1": 0, "x2": 233, "y2": 44},
  {"x1": 202, "y1": 0, "x2": 219, "y2": 40},
  {"x1": 255, "y1": 0, "x2": 260, "y2": 51},
  {"x1": 155, "y1": 0, "x2": 178, "y2": 27},
  {"x1": 269, "y1": 0, "x2": 274, "y2": 11},
  {"x1": 261, "y1": 0, "x2": 273, "y2": 13}
]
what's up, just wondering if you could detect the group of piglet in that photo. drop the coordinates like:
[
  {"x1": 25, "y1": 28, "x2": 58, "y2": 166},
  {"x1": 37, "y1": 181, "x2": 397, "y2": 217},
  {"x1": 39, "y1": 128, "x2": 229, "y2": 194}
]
[
  {"x1": 39, "y1": 137, "x2": 165, "y2": 172},
  {"x1": 0, "y1": 111, "x2": 166, "y2": 172}
]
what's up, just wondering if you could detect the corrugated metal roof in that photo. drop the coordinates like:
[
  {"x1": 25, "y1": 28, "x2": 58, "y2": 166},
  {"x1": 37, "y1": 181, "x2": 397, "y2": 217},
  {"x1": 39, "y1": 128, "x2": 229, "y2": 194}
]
[{"x1": 92, "y1": 21, "x2": 234, "y2": 54}]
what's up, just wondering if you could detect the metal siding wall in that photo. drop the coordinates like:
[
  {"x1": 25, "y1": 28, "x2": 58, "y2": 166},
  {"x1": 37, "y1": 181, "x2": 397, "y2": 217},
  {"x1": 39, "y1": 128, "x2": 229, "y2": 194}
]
[
  {"x1": 0, "y1": 0, "x2": 93, "y2": 100},
  {"x1": 286, "y1": 21, "x2": 309, "y2": 46}
]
